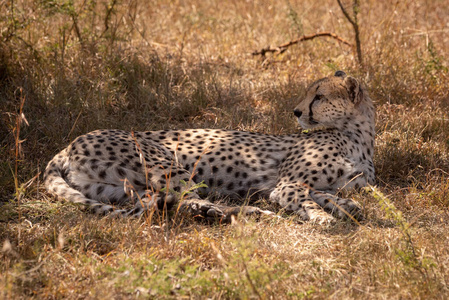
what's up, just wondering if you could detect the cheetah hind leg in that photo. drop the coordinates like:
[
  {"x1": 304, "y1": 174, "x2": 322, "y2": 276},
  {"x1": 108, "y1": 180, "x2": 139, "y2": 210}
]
[
  {"x1": 101, "y1": 184, "x2": 274, "y2": 222},
  {"x1": 106, "y1": 190, "x2": 272, "y2": 222}
]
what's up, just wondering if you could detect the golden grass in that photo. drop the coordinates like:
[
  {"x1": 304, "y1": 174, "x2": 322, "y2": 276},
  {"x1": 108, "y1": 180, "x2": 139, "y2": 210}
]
[{"x1": 1, "y1": 0, "x2": 448, "y2": 298}]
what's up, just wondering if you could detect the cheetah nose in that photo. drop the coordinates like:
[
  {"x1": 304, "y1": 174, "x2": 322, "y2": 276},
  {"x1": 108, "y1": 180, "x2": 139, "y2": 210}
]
[{"x1": 293, "y1": 109, "x2": 302, "y2": 118}]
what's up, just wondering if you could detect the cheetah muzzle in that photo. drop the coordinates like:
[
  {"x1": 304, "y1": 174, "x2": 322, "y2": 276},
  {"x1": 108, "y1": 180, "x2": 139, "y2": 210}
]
[{"x1": 44, "y1": 71, "x2": 375, "y2": 224}]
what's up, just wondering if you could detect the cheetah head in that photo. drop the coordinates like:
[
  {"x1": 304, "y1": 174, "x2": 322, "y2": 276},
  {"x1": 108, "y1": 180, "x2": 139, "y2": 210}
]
[{"x1": 293, "y1": 71, "x2": 370, "y2": 130}]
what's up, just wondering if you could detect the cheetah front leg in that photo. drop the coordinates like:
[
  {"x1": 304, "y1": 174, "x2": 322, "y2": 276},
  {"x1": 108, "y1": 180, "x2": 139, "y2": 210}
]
[
  {"x1": 269, "y1": 181, "x2": 363, "y2": 223},
  {"x1": 269, "y1": 182, "x2": 335, "y2": 224}
]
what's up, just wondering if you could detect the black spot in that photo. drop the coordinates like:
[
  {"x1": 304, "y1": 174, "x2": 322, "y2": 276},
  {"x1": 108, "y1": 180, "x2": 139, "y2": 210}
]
[
  {"x1": 96, "y1": 185, "x2": 105, "y2": 194},
  {"x1": 99, "y1": 170, "x2": 107, "y2": 179},
  {"x1": 347, "y1": 171, "x2": 361, "y2": 180},
  {"x1": 133, "y1": 179, "x2": 145, "y2": 187},
  {"x1": 117, "y1": 167, "x2": 126, "y2": 177},
  {"x1": 337, "y1": 169, "x2": 344, "y2": 177}
]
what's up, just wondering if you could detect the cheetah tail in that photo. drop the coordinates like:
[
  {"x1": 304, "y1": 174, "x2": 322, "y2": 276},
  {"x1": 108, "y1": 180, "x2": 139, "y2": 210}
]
[{"x1": 43, "y1": 151, "x2": 138, "y2": 217}]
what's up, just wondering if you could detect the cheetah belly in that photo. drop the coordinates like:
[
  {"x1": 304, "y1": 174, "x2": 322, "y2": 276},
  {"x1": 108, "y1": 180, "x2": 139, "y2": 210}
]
[
  {"x1": 189, "y1": 155, "x2": 280, "y2": 198},
  {"x1": 152, "y1": 129, "x2": 287, "y2": 199}
]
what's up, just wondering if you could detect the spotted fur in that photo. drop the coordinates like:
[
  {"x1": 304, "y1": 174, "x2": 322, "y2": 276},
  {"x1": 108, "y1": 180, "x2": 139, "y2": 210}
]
[{"x1": 44, "y1": 71, "x2": 375, "y2": 223}]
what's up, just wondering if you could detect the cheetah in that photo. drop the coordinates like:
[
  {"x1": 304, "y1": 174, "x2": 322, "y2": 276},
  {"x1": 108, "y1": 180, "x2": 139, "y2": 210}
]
[{"x1": 44, "y1": 71, "x2": 375, "y2": 223}]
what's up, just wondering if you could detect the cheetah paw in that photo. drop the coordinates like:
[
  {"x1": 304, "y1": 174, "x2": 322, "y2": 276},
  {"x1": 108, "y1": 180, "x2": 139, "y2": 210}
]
[
  {"x1": 334, "y1": 203, "x2": 364, "y2": 221},
  {"x1": 297, "y1": 209, "x2": 336, "y2": 225},
  {"x1": 309, "y1": 213, "x2": 336, "y2": 225}
]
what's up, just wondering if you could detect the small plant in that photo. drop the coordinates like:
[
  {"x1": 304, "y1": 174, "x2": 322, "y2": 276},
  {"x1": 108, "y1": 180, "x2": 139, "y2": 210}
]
[
  {"x1": 423, "y1": 39, "x2": 448, "y2": 82},
  {"x1": 286, "y1": 2, "x2": 304, "y2": 36}
]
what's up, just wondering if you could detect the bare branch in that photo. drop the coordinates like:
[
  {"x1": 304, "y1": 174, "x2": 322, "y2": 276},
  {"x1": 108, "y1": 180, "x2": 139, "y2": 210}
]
[
  {"x1": 101, "y1": 0, "x2": 118, "y2": 39},
  {"x1": 252, "y1": 32, "x2": 352, "y2": 57},
  {"x1": 337, "y1": 0, "x2": 355, "y2": 26},
  {"x1": 337, "y1": 0, "x2": 363, "y2": 67}
]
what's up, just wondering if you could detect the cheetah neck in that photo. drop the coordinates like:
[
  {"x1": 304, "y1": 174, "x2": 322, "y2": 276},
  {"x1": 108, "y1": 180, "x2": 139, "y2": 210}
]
[{"x1": 339, "y1": 102, "x2": 375, "y2": 159}]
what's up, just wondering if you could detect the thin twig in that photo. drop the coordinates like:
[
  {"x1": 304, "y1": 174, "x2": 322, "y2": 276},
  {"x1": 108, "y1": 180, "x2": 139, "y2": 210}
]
[
  {"x1": 337, "y1": 0, "x2": 356, "y2": 26},
  {"x1": 100, "y1": 0, "x2": 118, "y2": 39},
  {"x1": 337, "y1": 0, "x2": 363, "y2": 66},
  {"x1": 252, "y1": 31, "x2": 352, "y2": 57}
]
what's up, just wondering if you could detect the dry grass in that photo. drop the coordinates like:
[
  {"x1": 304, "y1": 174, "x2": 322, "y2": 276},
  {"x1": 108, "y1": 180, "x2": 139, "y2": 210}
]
[{"x1": 1, "y1": 0, "x2": 448, "y2": 298}]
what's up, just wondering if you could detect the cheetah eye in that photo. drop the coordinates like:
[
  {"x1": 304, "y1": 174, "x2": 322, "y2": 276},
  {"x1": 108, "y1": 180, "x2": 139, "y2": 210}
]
[{"x1": 313, "y1": 94, "x2": 325, "y2": 102}]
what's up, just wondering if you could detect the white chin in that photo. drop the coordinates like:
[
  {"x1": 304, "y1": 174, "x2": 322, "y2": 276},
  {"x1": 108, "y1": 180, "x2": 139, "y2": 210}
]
[{"x1": 298, "y1": 119, "x2": 319, "y2": 129}]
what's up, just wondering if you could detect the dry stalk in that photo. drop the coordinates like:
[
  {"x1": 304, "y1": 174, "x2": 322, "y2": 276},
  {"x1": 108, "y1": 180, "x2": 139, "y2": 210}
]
[
  {"x1": 13, "y1": 89, "x2": 28, "y2": 221},
  {"x1": 337, "y1": 0, "x2": 363, "y2": 67},
  {"x1": 252, "y1": 31, "x2": 352, "y2": 57}
]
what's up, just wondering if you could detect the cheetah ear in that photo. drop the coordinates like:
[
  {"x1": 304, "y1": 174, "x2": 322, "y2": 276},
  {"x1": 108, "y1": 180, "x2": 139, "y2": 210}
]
[
  {"x1": 344, "y1": 76, "x2": 364, "y2": 104},
  {"x1": 334, "y1": 70, "x2": 347, "y2": 78}
]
